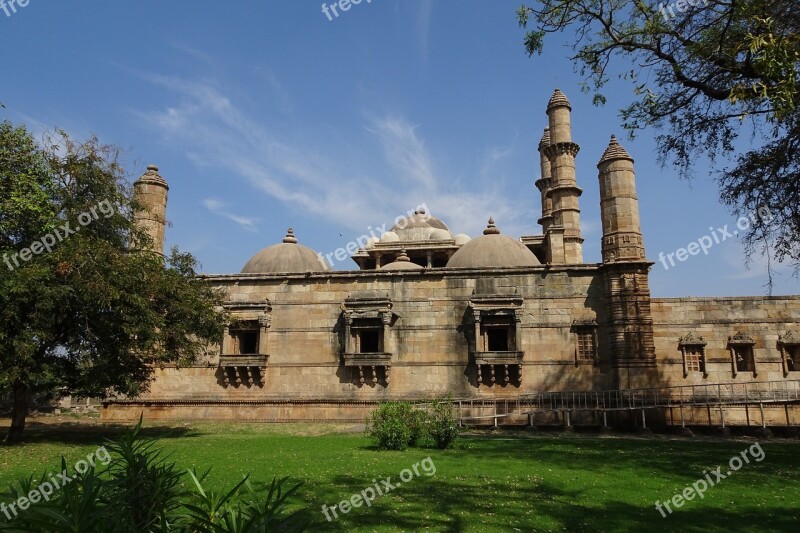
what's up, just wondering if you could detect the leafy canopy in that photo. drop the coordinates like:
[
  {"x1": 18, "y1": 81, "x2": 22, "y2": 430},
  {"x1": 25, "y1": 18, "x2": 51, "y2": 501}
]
[
  {"x1": 518, "y1": 0, "x2": 800, "y2": 280},
  {"x1": 0, "y1": 122, "x2": 226, "y2": 442}
]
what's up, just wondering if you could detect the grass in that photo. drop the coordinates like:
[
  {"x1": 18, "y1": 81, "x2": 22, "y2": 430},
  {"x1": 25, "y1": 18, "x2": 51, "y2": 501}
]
[{"x1": 1, "y1": 419, "x2": 799, "y2": 531}]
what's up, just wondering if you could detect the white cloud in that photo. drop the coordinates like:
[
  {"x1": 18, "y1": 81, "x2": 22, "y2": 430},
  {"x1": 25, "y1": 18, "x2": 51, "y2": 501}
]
[
  {"x1": 202, "y1": 198, "x2": 258, "y2": 232},
  {"x1": 133, "y1": 74, "x2": 531, "y2": 241}
]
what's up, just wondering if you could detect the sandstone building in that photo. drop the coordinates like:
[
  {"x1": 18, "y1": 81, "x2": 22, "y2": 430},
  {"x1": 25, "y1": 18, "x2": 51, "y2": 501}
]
[{"x1": 104, "y1": 90, "x2": 800, "y2": 427}]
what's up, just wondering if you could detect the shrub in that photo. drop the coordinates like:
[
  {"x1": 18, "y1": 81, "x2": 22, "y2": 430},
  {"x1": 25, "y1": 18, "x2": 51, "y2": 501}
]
[
  {"x1": 366, "y1": 402, "x2": 415, "y2": 450},
  {"x1": 427, "y1": 397, "x2": 460, "y2": 450},
  {"x1": 366, "y1": 397, "x2": 460, "y2": 451}
]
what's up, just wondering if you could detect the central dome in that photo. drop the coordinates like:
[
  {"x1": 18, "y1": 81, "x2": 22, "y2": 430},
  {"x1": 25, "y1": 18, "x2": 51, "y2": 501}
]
[
  {"x1": 241, "y1": 228, "x2": 330, "y2": 274},
  {"x1": 390, "y1": 208, "x2": 451, "y2": 241},
  {"x1": 446, "y1": 219, "x2": 540, "y2": 269}
]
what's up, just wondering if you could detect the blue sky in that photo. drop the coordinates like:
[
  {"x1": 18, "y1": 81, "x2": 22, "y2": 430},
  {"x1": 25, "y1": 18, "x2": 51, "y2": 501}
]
[{"x1": 1, "y1": 0, "x2": 796, "y2": 297}]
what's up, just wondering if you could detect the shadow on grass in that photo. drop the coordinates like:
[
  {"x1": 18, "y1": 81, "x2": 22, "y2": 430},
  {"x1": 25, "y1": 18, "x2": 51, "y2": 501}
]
[
  {"x1": 284, "y1": 473, "x2": 799, "y2": 532},
  {"x1": 1, "y1": 421, "x2": 198, "y2": 446}
]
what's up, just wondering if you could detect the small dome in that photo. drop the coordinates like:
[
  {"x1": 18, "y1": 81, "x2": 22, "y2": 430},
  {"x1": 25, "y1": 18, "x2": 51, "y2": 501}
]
[
  {"x1": 391, "y1": 208, "x2": 450, "y2": 241},
  {"x1": 454, "y1": 234, "x2": 471, "y2": 246},
  {"x1": 429, "y1": 228, "x2": 452, "y2": 241},
  {"x1": 241, "y1": 228, "x2": 330, "y2": 274},
  {"x1": 365, "y1": 236, "x2": 379, "y2": 249},
  {"x1": 380, "y1": 231, "x2": 400, "y2": 243},
  {"x1": 446, "y1": 219, "x2": 540, "y2": 269},
  {"x1": 381, "y1": 250, "x2": 424, "y2": 271}
]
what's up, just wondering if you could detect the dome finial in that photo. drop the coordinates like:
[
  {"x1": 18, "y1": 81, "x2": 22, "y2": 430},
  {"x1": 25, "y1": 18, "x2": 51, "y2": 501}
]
[
  {"x1": 483, "y1": 218, "x2": 500, "y2": 235},
  {"x1": 397, "y1": 249, "x2": 411, "y2": 262},
  {"x1": 283, "y1": 227, "x2": 298, "y2": 244}
]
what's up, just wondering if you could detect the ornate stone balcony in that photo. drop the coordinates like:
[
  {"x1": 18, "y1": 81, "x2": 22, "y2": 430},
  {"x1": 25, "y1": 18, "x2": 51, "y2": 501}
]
[{"x1": 219, "y1": 354, "x2": 269, "y2": 369}]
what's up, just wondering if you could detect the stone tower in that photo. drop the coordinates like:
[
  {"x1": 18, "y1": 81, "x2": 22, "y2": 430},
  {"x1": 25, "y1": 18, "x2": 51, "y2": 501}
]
[
  {"x1": 541, "y1": 89, "x2": 583, "y2": 264},
  {"x1": 535, "y1": 128, "x2": 554, "y2": 239},
  {"x1": 598, "y1": 135, "x2": 646, "y2": 263},
  {"x1": 597, "y1": 136, "x2": 656, "y2": 386},
  {"x1": 133, "y1": 165, "x2": 169, "y2": 255}
]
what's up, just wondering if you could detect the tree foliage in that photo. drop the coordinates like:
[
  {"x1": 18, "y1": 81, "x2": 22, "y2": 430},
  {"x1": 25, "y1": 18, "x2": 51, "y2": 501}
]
[
  {"x1": 517, "y1": 0, "x2": 800, "y2": 280},
  {"x1": 0, "y1": 122, "x2": 226, "y2": 444}
]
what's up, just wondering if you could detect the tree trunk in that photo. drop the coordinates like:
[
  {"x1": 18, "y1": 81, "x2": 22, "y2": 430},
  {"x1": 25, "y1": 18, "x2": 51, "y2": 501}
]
[{"x1": 3, "y1": 380, "x2": 27, "y2": 445}]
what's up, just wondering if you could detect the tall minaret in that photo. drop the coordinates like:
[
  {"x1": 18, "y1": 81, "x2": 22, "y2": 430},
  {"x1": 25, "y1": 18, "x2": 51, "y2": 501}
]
[
  {"x1": 133, "y1": 165, "x2": 169, "y2": 255},
  {"x1": 597, "y1": 136, "x2": 656, "y2": 384},
  {"x1": 542, "y1": 89, "x2": 583, "y2": 264},
  {"x1": 535, "y1": 128, "x2": 553, "y2": 236},
  {"x1": 597, "y1": 136, "x2": 646, "y2": 263}
]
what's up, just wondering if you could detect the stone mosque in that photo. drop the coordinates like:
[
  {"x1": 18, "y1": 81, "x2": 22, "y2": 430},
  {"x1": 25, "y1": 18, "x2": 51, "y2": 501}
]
[{"x1": 103, "y1": 90, "x2": 800, "y2": 425}]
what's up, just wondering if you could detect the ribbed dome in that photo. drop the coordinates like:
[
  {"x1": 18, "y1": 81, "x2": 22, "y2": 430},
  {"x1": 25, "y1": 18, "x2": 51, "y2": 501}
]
[
  {"x1": 446, "y1": 219, "x2": 540, "y2": 269},
  {"x1": 598, "y1": 135, "x2": 634, "y2": 165},
  {"x1": 390, "y1": 208, "x2": 450, "y2": 241},
  {"x1": 538, "y1": 128, "x2": 551, "y2": 148},
  {"x1": 241, "y1": 228, "x2": 330, "y2": 274},
  {"x1": 381, "y1": 250, "x2": 424, "y2": 271},
  {"x1": 547, "y1": 89, "x2": 571, "y2": 111}
]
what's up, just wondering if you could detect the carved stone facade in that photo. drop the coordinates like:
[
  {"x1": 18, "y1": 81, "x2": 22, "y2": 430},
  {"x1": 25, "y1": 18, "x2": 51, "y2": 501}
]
[{"x1": 103, "y1": 90, "x2": 800, "y2": 423}]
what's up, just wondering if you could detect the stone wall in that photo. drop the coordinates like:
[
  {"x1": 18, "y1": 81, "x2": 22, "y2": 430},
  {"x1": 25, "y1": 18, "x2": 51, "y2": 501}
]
[
  {"x1": 651, "y1": 296, "x2": 800, "y2": 388},
  {"x1": 102, "y1": 275, "x2": 800, "y2": 423}
]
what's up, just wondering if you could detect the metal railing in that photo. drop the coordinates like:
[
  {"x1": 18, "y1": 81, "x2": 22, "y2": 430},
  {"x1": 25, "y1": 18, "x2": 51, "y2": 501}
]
[{"x1": 451, "y1": 380, "x2": 800, "y2": 425}]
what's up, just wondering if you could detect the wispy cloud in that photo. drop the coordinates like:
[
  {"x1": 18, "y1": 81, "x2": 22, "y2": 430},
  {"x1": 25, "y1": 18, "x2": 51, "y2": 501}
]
[
  {"x1": 202, "y1": 198, "x2": 259, "y2": 232},
  {"x1": 133, "y1": 72, "x2": 529, "y2": 240},
  {"x1": 416, "y1": 0, "x2": 434, "y2": 61}
]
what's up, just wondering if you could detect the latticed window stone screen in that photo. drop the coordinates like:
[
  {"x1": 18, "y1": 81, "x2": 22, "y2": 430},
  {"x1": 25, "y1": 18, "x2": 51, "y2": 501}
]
[
  {"x1": 685, "y1": 348, "x2": 704, "y2": 372},
  {"x1": 577, "y1": 329, "x2": 595, "y2": 361}
]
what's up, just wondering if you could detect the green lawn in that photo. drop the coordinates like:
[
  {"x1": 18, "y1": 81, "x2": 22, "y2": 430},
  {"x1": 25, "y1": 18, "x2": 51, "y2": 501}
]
[{"x1": 1, "y1": 420, "x2": 798, "y2": 531}]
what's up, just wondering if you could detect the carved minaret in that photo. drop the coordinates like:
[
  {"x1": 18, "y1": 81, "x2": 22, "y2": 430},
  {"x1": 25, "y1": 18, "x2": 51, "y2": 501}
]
[
  {"x1": 598, "y1": 135, "x2": 646, "y2": 263},
  {"x1": 133, "y1": 165, "x2": 169, "y2": 255},
  {"x1": 535, "y1": 128, "x2": 554, "y2": 236},
  {"x1": 597, "y1": 136, "x2": 656, "y2": 385},
  {"x1": 542, "y1": 89, "x2": 583, "y2": 264}
]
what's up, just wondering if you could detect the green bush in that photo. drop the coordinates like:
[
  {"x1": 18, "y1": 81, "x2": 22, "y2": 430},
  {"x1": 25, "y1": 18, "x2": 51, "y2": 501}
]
[
  {"x1": 366, "y1": 402, "x2": 415, "y2": 450},
  {"x1": 0, "y1": 420, "x2": 308, "y2": 532},
  {"x1": 427, "y1": 398, "x2": 460, "y2": 450},
  {"x1": 366, "y1": 397, "x2": 460, "y2": 451}
]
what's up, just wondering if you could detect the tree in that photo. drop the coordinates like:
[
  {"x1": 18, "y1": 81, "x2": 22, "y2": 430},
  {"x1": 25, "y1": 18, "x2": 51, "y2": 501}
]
[
  {"x1": 517, "y1": 1, "x2": 800, "y2": 282},
  {"x1": 0, "y1": 122, "x2": 226, "y2": 444}
]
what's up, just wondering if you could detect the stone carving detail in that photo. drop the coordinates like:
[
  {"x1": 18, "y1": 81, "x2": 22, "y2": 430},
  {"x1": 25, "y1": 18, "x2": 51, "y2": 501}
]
[
  {"x1": 728, "y1": 332, "x2": 755, "y2": 346},
  {"x1": 469, "y1": 293, "x2": 524, "y2": 387},
  {"x1": 778, "y1": 331, "x2": 800, "y2": 376},
  {"x1": 679, "y1": 332, "x2": 707, "y2": 347},
  {"x1": 341, "y1": 292, "x2": 394, "y2": 387}
]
